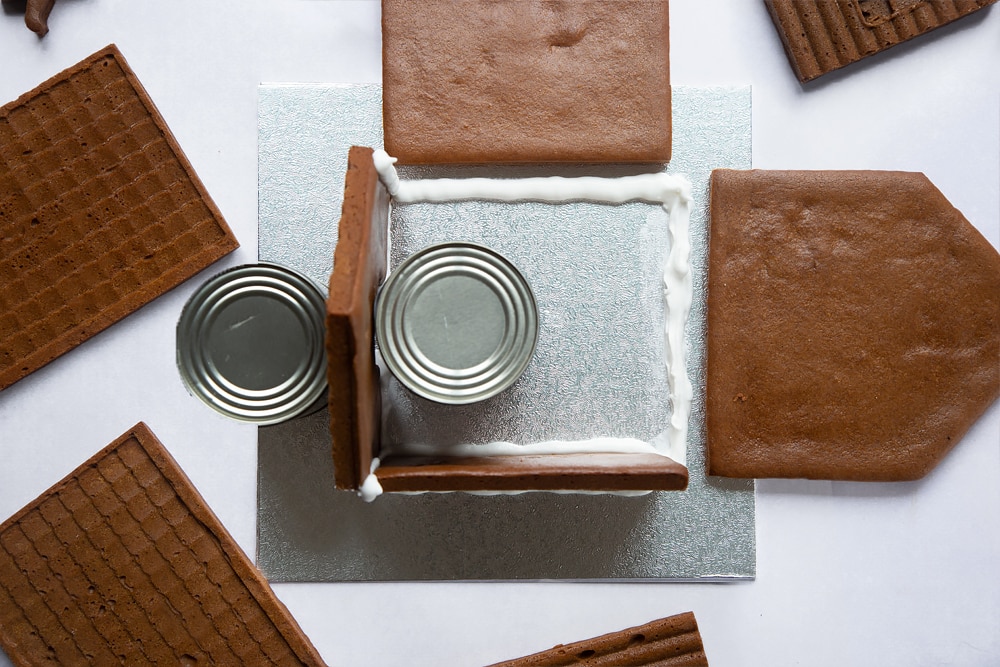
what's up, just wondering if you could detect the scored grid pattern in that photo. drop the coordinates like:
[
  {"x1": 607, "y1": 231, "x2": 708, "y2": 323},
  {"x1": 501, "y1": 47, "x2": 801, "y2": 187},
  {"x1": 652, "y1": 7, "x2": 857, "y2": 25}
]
[
  {"x1": 0, "y1": 44, "x2": 237, "y2": 390},
  {"x1": 0, "y1": 423, "x2": 326, "y2": 666},
  {"x1": 764, "y1": 0, "x2": 996, "y2": 82}
]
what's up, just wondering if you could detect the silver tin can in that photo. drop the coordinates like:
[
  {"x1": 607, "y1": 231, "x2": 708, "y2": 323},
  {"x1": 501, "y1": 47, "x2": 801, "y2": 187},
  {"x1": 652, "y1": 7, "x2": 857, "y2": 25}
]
[
  {"x1": 176, "y1": 263, "x2": 327, "y2": 424},
  {"x1": 376, "y1": 242, "x2": 538, "y2": 404}
]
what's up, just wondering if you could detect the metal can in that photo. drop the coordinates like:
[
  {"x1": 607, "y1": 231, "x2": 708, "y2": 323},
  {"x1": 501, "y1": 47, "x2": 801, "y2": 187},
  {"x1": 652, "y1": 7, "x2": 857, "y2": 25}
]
[
  {"x1": 176, "y1": 263, "x2": 328, "y2": 424},
  {"x1": 375, "y1": 242, "x2": 538, "y2": 404}
]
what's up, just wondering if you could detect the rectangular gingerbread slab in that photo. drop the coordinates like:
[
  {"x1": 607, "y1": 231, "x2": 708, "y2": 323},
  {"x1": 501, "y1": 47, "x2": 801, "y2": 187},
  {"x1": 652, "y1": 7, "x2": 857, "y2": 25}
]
[
  {"x1": 376, "y1": 453, "x2": 688, "y2": 493},
  {"x1": 327, "y1": 145, "x2": 389, "y2": 489},
  {"x1": 765, "y1": 0, "x2": 997, "y2": 82},
  {"x1": 382, "y1": 0, "x2": 671, "y2": 164},
  {"x1": 0, "y1": 44, "x2": 238, "y2": 391},
  {"x1": 0, "y1": 423, "x2": 325, "y2": 666},
  {"x1": 486, "y1": 612, "x2": 708, "y2": 666}
]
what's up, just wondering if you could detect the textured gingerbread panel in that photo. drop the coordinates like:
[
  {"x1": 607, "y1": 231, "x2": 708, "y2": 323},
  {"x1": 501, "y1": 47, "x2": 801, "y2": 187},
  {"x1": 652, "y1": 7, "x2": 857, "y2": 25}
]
[
  {"x1": 0, "y1": 423, "x2": 325, "y2": 666},
  {"x1": 0, "y1": 44, "x2": 238, "y2": 390},
  {"x1": 487, "y1": 612, "x2": 708, "y2": 666},
  {"x1": 764, "y1": 0, "x2": 996, "y2": 82}
]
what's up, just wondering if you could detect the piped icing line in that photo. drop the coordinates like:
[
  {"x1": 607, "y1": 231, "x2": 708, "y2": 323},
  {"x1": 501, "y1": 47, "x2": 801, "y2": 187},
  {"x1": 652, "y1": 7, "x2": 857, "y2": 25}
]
[
  {"x1": 371, "y1": 150, "x2": 694, "y2": 489},
  {"x1": 373, "y1": 150, "x2": 691, "y2": 207},
  {"x1": 396, "y1": 488, "x2": 654, "y2": 497},
  {"x1": 662, "y1": 186, "x2": 693, "y2": 467}
]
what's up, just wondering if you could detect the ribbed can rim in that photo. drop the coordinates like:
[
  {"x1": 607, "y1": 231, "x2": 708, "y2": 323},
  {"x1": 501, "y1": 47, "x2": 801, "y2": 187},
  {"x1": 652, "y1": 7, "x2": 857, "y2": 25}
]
[
  {"x1": 376, "y1": 242, "x2": 538, "y2": 404},
  {"x1": 176, "y1": 262, "x2": 328, "y2": 424}
]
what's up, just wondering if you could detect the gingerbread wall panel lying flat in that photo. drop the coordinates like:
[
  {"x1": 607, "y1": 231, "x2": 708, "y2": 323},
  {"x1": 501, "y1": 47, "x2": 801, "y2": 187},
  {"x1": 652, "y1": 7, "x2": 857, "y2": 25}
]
[
  {"x1": 382, "y1": 0, "x2": 671, "y2": 164},
  {"x1": 765, "y1": 0, "x2": 997, "y2": 82},
  {"x1": 0, "y1": 44, "x2": 238, "y2": 391},
  {"x1": 487, "y1": 612, "x2": 708, "y2": 666},
  {"x1": 0, "y1": 423, "x2": 325, "y2": 666},
  {"x1": 706, "y1": 169, "x2": 1000, "y2": 481}
]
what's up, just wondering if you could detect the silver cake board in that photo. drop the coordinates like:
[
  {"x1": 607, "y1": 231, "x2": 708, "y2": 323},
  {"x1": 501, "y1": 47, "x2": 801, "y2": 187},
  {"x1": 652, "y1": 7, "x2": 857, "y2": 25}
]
[{"x1": 257, "y1": 84, "x2": 754, "y2": 581}]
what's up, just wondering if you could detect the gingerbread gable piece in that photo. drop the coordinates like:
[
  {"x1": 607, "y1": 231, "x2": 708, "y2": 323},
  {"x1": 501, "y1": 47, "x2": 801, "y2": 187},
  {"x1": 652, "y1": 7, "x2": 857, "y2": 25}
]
[{"x1": 707, "y1": 169, "x2": 1000, "y2": 481}]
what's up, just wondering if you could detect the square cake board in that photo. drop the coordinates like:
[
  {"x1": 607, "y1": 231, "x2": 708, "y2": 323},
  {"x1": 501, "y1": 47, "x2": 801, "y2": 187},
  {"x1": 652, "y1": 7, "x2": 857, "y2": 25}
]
[{"x1": 257, "y1": 84, "x2": 754, "y2": 581}]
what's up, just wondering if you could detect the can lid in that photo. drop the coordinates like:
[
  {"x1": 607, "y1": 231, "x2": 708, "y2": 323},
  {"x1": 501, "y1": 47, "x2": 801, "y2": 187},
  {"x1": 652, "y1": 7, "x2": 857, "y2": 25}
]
[
  {"x1": 376, "y1": 242, "x2": 538, "y2": 404},
  {"x1": 176, "y1": 263, "x2": 327, "y2": 424}
]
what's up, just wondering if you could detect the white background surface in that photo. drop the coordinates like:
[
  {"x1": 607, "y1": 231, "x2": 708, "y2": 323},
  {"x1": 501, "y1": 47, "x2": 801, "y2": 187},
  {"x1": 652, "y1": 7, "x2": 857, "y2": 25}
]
[{"x1": 0, "y1": 1, "x2": 997, "y2": 665}]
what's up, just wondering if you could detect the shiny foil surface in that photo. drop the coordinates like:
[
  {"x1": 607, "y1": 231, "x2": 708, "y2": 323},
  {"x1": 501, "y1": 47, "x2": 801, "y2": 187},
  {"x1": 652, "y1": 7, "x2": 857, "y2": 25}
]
[{"x1": 257, "y1": 84, "x2": 754, "y2": 581}]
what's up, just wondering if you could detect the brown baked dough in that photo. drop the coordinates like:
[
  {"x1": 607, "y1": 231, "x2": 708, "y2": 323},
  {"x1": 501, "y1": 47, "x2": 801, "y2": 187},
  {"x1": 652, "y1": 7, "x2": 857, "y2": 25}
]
[
  {"x1": 486, "y1": 612, "x2": 709, "y2": 666},
  {"x1": 377, "y1": 453, "x2": 688, "y2": 494},
  {"x1": 765, "y1": 0, "x2": 997, "y2": 83},
  {"x1": 706, "y1": 169, "x2": 1000, "y2": 481},
  {"x1": 382, "y1": 0, "x2": 671, "y2": 164},
  {"x1": 327, "y1": 146, "x2": 389, "y2": 489},
  {"x1": 25, "y1": 0, "x2": 57, "y2": 35},
  {"x1": 0, "y1": 45, "x2": 238, "y2": 391},
  {"x1": 0, "y1": 423, "x2": 326, "y2": 666}
]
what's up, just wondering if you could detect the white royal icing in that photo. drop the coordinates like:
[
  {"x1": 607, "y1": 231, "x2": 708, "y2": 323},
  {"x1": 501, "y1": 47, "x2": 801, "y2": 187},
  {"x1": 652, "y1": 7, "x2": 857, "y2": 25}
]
[
  {"x1": 361, "y1": 150, "x2": 694, "y2": 500},
  {"x1": 357, "y1": 457, "x2": 383, "y2": 502}
]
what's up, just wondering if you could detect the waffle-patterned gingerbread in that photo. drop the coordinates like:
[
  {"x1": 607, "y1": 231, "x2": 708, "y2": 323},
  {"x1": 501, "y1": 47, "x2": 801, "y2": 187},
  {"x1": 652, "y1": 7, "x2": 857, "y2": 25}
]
[
  {"x1": 0, "y1": 44, "x2": 238, "y2": 391},
  {"x1": 487, "y1": 612, "x2": 709, "y2": 666},
  {"x1": 765, "y1": 0, "x2": 997, "y2": 82},
  {"x1": 0, "y1": 423, "x2": 326, "y2": 666}
]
